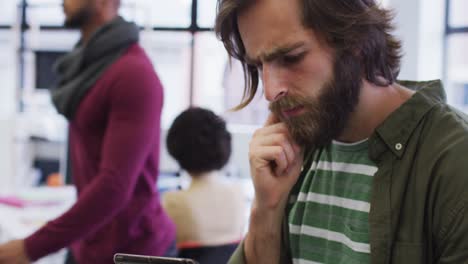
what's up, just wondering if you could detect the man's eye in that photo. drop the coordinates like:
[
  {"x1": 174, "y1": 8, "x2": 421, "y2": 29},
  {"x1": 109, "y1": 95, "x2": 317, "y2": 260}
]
[{"x1": 282, "y1": 53, "x2": 304, "y2": 65}]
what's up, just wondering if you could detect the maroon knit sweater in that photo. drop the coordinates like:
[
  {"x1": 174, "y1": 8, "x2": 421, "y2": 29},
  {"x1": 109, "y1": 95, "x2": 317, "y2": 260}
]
[{"x1": 25, "y1": 44, "x2": 176, "y2": 263}]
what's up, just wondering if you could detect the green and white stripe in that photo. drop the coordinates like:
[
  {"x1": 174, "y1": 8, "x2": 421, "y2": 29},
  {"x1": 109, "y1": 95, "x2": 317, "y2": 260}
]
[{"x1": 288, "y1": 140, "x2": 377, "y2": 264}]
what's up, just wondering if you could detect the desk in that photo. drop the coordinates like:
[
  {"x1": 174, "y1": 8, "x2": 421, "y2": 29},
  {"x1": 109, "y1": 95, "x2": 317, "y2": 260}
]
[
  {"x1": 0, "y1": 178, "x2": 254, "y2": 263},
  {"x1": 0, "y1": 186, "x2": 76, "y2": 264}
]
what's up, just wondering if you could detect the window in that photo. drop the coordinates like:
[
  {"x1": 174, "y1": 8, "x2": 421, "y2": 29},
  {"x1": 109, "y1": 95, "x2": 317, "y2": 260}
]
[
  {"x1": 0, "y1": 30, "x2": 17, "y2": 114},
  {"x1": 193, "y1": 31, "x2": 269, "y2": 125},
  {"x1": 120, "y1": 0, "x2": 193, "y2": 28},
  {"x1": 193, "y1": 32, "x2": 227, "y2": 113},
  {"x1": 446, "y1": 34, "x2": 468, "y2": 110},
  {"x1": 0, "y1": 0, "x2": 19, "y2": 26},
  {"x1": 27, "y1": 0, "x2": 64, "y2": 26},
  {"x1": 141, "y1": 31, "x2": 192, "y2": 128},
  {"x1": 448, "y1": 0, "x2": 468, "y2": 28},
  {"x1": 15, "y1": 1, "x2": 270, "y2": 126},
  {"x1": 445, "y1": 0, "x2": 468, "y2": 111},
  {"x1": 148, "y1": 0, "x2": 192, "y2": 28},
  {"x1": 197, "y1": 0, "x2": 217, "y2": 28}
]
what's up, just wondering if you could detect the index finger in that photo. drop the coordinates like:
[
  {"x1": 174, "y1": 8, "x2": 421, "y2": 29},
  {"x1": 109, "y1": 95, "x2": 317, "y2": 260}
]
[{"x1": 264, "y1": 113, "x2": 280, "y2": 127}]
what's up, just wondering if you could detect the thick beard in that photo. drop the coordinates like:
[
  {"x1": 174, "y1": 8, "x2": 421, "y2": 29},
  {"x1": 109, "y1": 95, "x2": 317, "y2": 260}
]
[
  {"x1": 64, "y1": 6, "x2": 93, "y2": 29},
  {"x1": 269, "y1": 52, "x2": 362, "y2": 149}
]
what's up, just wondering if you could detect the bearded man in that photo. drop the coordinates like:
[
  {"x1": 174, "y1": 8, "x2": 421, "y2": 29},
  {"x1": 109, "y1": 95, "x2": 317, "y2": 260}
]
[{"x1": 215, "y1": 0, "x2": 468, "y2": 263}]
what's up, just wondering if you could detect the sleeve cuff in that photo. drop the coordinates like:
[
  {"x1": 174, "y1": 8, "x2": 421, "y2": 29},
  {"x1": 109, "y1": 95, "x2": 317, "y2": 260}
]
[{"x1": 24, "y1": 229, "x2": 51, "y2": 261}]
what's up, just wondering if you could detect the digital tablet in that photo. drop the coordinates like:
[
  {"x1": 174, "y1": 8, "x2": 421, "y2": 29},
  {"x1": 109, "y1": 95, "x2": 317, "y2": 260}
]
[{"x1": 114, "y1": 253, "x2": 199, "y2": 264}]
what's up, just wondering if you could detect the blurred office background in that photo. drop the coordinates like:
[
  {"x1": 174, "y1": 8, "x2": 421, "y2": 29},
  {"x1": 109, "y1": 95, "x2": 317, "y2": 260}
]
[{"x1": 0, "y1": 0, "x2": 466, "y2": 262}]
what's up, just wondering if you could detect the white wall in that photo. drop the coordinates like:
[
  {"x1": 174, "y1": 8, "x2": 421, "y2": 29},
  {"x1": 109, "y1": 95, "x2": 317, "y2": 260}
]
[
  {"x1": 0, "y1": 29, "x2": 18, "y2": 194},
  {"x1": 0, "y1": 117, "x2": 15, "y2": 194},
  {"x1": 0, "y1": 30, "x2": 17, "y2": 116}
]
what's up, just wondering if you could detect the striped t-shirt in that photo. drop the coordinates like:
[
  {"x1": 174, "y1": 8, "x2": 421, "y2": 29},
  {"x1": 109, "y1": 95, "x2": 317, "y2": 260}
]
[{"x1": 288, "y1": 139, "x2": 377, "y2": 264}]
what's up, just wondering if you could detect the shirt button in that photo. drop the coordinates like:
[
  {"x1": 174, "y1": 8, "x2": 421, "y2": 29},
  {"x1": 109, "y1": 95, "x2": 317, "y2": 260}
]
[{"x1": 395, "y1": 143, "x2": 403, "y2": 150}]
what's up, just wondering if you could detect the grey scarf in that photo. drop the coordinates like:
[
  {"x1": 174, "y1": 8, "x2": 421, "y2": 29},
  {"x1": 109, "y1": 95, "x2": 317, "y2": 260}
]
[{"x1": 51, "y1": 16, "x2": 139, "y2": 120}]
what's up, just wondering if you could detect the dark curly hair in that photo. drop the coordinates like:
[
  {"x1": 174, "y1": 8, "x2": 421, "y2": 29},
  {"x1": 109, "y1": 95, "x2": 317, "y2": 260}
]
[{"x1": 166, "y1": 107, "x2": 232, "y2": 175}]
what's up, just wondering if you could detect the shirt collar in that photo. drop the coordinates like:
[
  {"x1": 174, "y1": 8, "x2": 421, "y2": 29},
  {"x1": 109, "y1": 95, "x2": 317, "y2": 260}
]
[{"x1": 369, "y1": 80, "x2": 445, "y2": 162}]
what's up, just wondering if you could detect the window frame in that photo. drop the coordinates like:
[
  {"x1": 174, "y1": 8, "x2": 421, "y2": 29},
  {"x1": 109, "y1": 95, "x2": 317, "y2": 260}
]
[
  {"x1": 16, "y1": 0, "x2": 216, "y2": 111},
  {"x1": 443, "y1": 0, "x2": 468, "y2": 109}
]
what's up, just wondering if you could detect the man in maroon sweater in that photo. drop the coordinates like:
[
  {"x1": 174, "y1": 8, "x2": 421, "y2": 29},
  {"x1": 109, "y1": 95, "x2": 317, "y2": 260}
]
[{"x1": 0, "y1": 0, "x2": 176, "y2": 263}]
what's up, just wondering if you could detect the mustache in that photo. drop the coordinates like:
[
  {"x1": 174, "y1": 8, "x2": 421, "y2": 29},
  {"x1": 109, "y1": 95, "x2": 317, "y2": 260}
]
[{"x1": 269, "y1": 95, "x2": 311, "y2": 113}]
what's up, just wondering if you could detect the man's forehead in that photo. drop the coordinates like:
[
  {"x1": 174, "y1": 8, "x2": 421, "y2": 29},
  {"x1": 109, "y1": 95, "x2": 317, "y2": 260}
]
[
  {"x1": 237, "y1": 0, "x2": 306, "y2": 59},
  {"x1": 245, "y1": 41, "x2": 306, "y2": 64}
]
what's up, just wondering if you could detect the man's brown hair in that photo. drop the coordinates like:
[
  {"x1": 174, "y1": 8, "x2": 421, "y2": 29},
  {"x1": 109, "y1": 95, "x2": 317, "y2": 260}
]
[{"x1": 215, "y1": 0, "x2": 402, "y2": 110}]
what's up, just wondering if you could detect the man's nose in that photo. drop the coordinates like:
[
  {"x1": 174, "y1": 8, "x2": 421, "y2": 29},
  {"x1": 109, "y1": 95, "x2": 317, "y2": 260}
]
[{"x1": 261, "y1": 64, "x2": 287, "y2": 102}]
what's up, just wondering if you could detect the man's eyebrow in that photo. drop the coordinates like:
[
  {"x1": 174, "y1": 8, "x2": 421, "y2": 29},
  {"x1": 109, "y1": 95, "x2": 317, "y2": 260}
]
[{"x1": 244, "y1": 42, "x2": 306, "y2": 65}]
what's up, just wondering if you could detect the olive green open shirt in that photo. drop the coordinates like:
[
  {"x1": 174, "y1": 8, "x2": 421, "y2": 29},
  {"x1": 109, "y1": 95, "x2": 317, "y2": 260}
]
[{"x1": 229, "y1": 80, "x2": 468, "y2": 264}]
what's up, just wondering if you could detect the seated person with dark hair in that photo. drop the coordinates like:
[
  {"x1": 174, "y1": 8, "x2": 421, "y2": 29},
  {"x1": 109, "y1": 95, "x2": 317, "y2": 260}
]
[{"x1": 163, "y1": 107, "x2": 246, "y2": 254}]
